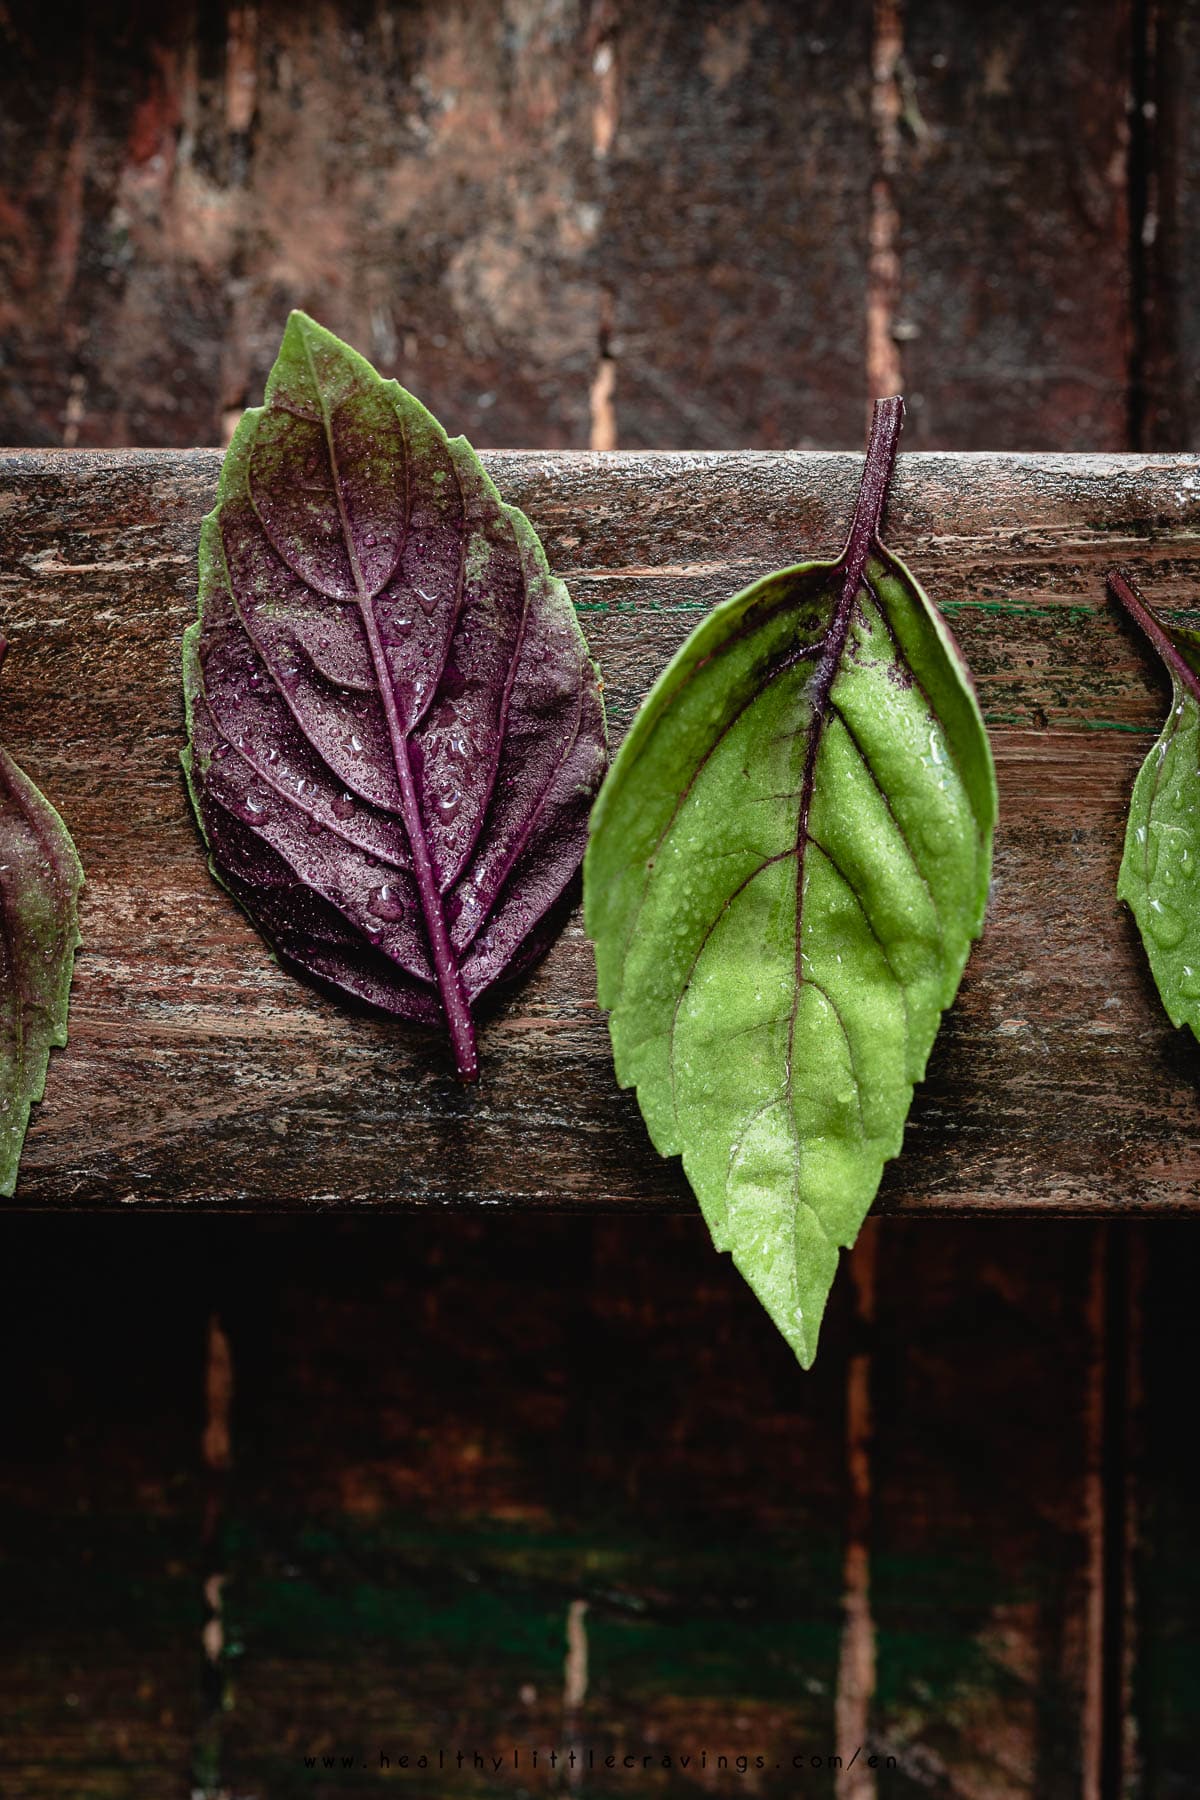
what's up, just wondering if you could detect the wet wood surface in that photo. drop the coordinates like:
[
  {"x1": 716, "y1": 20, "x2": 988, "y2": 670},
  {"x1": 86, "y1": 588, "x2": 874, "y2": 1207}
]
[{"x1": 1, "y1": 445, "x2": 1199, "y2": 1213}]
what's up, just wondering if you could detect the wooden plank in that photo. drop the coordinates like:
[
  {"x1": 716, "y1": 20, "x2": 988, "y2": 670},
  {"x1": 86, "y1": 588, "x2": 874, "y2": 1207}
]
[
  {"x1": 595, "y1": 0, "x2": 874, "y2": 450},
  {"x1": 0, "y1": 1217, "x2": 207, "y2": 1798},
  {"x1": 1138, "y1": 0, "x2": 1200, "y2": 451},
  {"x1": 1125, "y1": 1221, "x2": 1200, "y2": 1798},
  {"x1": 886, "y1": 0, "x2": 1133, "y2": 451},
  {"x1": 1, "y1": 446, "x2": 1199, "y2": 1213},
  {"x1": 158, "y1": 1216, "x2": 1110, "y2": 1797},
  {"x1": 0, "y1": 2, "x2": 603, "y2": 450},
  {"x1": 864, "y1": 1222, "x2": 1112, "y2": 1798},
  {"x1": 211, "y1": 1216, "x2": 853, "y2": 1795},
  {"x1": 0, "y1": 0, "x2": 877, "y2": 456}
]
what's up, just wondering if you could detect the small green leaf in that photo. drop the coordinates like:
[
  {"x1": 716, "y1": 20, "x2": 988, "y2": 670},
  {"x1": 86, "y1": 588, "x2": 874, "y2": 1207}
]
[
  {"x1": 0, "y1": 640, "x2": 84, "y2": 1195},
  {"x1": 585, "y1": 400, "x2": 996, "y2": 1367},
  {"x1": 1110, "y1": 569, "x2": 1200, "y2": 1032}
]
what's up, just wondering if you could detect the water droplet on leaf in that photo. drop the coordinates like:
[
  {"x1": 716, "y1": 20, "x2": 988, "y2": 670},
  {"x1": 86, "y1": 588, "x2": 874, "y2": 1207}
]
[
  {"x1": 1147, "y1": 897, "x2": 1186, "y2": 948},
  {"x1": 367, "y1": 884, "x2": 406, "y2": 923}
]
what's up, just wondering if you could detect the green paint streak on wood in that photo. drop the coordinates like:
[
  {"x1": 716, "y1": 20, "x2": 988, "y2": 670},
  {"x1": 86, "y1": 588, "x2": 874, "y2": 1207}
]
[
  {"x1": 982, "y1": 712, "x2": 1151, "y2": 734},
  {"x1": 941, "y1": 599, "x2": 1096, "y2": 620},
  {"x1": 221, "y1": 1516, "x2": 844, "y2": 1695}
]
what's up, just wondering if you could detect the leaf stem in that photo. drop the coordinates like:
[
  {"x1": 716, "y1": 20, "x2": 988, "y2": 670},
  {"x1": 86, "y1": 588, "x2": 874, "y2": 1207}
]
[
  {"x1": 841, "y1": 395, "x2": 905, "y2": 588},
  {"x1": 1109, "y1": 567, "x2": 1200, "y2": 707},
  {"x1": 796, "y1": 395, "x2": 907, "y2": 844},
  {"x1": 788, "y1": 396, "x2": 906, "y2": 1085}
]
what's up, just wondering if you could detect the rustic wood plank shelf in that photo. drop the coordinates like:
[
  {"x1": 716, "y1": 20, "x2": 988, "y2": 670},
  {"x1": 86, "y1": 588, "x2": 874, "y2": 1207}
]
[{"x1": 1, "y1": 446, "x2": 1198, "y2": 1212}]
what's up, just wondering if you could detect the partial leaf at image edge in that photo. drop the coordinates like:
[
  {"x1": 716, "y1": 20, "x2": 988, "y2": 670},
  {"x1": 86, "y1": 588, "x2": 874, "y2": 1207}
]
[
  {"x1": 1109, "y1": 569, "x2": 1200, "y2": 1035},
  {"x1": 0, "y1": 639, "x2": 84, "y2": 1195},
  {"x1": 182, "y1": 313, "x2": 606, "y2": 1081},
  {"x1": 585, "y1": 400, "x2": 997, "y2": 1368}
]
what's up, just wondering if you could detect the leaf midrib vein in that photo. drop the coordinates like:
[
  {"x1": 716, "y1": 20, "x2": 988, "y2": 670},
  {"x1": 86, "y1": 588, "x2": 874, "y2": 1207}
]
[{"x1": 297, "y1": 328, "x2": 475, "y2": 1067}]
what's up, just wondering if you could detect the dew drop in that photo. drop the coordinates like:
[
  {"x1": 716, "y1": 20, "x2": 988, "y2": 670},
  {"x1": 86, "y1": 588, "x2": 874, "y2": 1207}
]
[
  {"x1": 278, "y1": 662, "x2": 300, "y2": 689},
  {"x1": 332, "y1": 791, "x2": 357, "y2": 820},
  {"x1": 434, "y1": 789, "x2": 461, "y2": 823},
  {"x1": 210, "y1": 742, "x2": 230, "y2": 762},
  {"x1": 367, "y1": 884, "x2": 406, "y2": 923},
  {"x1": 241, "y1": 791, "x2": 268, "y2": 822},
  {"x1": 1147, "y1": 896, "x2": 1186, "y2": 949},
  {"x1": 1182, "y1": 965, "x2": 1200, "y2": 999},
  {"x1": 415, "y1": 586, "x2": 437, "y2": 616}
]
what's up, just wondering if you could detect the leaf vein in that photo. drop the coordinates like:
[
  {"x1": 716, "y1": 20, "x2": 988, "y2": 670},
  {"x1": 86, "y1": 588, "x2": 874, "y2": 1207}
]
[
  {"x1": 666, "y1": 846, "x2": 799, "y2": 1122},
  {"x1": 807, "y1": 836, "x2": 913, "y2": 1060},
  {"x1": 828, "y1": 700, "x2": 946, "y2": 943},
  {"x1": 801, "y1": 975, "x2": 867, "y2": 1138}
]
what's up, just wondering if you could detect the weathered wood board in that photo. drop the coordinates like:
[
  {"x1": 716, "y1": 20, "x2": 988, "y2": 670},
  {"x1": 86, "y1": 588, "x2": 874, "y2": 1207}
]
[
  {"x1": 893, "y1": 0, "x2": 1133, "y2": 452},
  {"x1": 0, "y1": 0, "x2": 1150, "y2": 459},
  {"x1": 1, "y1": 446, "x2": 1200, "y2": 1212},
  {"x1": 0, "y1": 1212, "x2": 1104, "y2": 1800},
  {"x1": 0, "y1": 1216, "x2": 209, "y2": 1799}
]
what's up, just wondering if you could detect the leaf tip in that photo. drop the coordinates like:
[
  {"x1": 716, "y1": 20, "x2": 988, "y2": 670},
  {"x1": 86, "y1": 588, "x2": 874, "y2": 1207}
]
[{"x1": 274, "y1": 308, "x2": 348, "y2": 384}]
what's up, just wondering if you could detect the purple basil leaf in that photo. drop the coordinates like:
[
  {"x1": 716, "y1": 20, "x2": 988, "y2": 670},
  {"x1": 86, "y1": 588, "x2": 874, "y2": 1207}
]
[{"x1": 182, "y1": 313, "x2": 606, "y2": 1079}]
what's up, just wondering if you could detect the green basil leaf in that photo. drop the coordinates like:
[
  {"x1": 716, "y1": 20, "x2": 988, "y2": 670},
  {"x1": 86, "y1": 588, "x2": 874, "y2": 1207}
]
[
  {"x1": 0, "y1": 640, "x2": 84, "y2": 1195},
  {"x1": 584, "y1": 401, "x2": 997, "y2": 1367},
  {"x1": 1110, "y1": 569, "x2": 1200, "y2": 1032}
]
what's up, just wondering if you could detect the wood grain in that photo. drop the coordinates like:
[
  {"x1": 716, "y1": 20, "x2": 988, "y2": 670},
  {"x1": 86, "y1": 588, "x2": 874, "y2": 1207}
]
[
  {"x1": 596, "y1": 0, "x2": 874, "y2": 450},
  {"x1": 1138, "y1": 0, "x2": 1200, "y2": 452},
  {"x1": 890, "y1": 0, "x2": 1133, "y2": 452},
  {"x1": 0, "y1": 0, "x2": 876, "y2": 456},
  {"x1": 2, "y1": 446, "x2": 1199, "y2": 1214},
  {"x1": 169, "y1": 1215, "x2": 1103, "y2": 1799},
  {"x1": 0, "y1": 1, "x2": 604, "y2": 451},
  {"x1": 0, "y1": 1217, "x2": 208, "y2": 1798}
]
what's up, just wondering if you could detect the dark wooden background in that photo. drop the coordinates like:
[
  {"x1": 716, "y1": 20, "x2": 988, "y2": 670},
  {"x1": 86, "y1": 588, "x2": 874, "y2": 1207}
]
[{"x1": 2, "y1": 3, "x2": 1199, "y2": 1797}]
